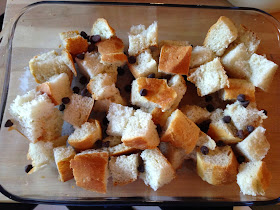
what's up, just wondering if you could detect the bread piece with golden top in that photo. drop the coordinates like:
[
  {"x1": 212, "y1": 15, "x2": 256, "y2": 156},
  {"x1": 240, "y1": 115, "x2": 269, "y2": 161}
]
[
  {"x1": 108, "y1": 143, "x2": 139, "y2": 156},
  {"x1": 197, "y1": 131, "x2": 216, "y2": 150},
  {"x1": 144, "y1": 107, "x2": 174, "y2": 128},
  {"x1": 91, "y1": 18, "x2": 116, "y2": 40},
  {"x1": 180, "y1": 105, "x2": 211, "y2": 124},
  {"x1": 190, "y1": 46, "x2": 215, "y2": 68}
]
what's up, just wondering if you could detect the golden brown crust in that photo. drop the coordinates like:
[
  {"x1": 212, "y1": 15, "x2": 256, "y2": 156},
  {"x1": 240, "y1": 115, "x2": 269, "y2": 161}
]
[
  {"x1": 257, "y1": 162, "x2": 272, "y2": 192},
  {"x1": 68, "y1": 134, "x2": 97, "y2": 151},
  {"x1": 57, "y1": 154, "x2": 75, "y2": 182},
  {"x1": 150, "y1": 107, "x2": 174, "y2": 128},
  {"x1": 62, "y1": 50, "x2": 77, "y2": 77},
  {"x1": 64, "y1": 34, "x2": 89, "y2": 56},
  {"x1": 158, "y1": 45, "x2": 192, "y2": 75},
  {"x1": 36, "y1": 83, "x2": 57, "y2": 104},
  {"x1": 70, "y1": 151, "x2": 109, "y2": 193},
  {"x1": 109, "y1": 145, "x2": 139, "y2": 156},
  {"x1": 122, "y1": 136, "x2": 157, "y2": 150},
  {"x1": 101, "y1": 53, "x2": 128, "y2": 65},
  {"x1": 96, "y1": 37, "x2": 124, "y2": 55}
]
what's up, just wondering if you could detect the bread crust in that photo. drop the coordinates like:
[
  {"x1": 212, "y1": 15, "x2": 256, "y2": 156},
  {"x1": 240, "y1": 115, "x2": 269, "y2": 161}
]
[
  {"x1": 122, "y1": 136, "x2": 158, "y2": 150},
  {"x1": 61, "y1": 31, "x2": 89, "y2": 56},
  {"x1": 57, "y1": 154, "x2": 76, "y2": 182}
]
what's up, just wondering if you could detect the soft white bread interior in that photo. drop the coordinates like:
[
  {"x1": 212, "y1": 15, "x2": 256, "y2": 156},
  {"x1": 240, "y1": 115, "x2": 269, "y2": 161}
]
[
  {"x1": 91, "y1": 18, "x2": 116, "y2": 40},
  {"x1": 168, "y1": 74, "x2": 187, "y2": 109},
  {"x1": 190, "y1": 46, "x2": 215, "y2": 68},
  {"x1": 197, "y1": 131, "x2": 216, "y2": 150},
  {"x1": 180, "y1": 105, "x2": 210, "y2": 124}
]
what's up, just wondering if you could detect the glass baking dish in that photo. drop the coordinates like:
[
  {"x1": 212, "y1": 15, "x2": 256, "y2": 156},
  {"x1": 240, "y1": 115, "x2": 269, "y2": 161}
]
[{"x1": 0, "y1": 1, "x2": 280, "y2": 206}]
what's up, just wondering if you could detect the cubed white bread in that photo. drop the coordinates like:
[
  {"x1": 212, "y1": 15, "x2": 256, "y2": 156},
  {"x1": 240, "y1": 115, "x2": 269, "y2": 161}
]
[
  {"x1": 140, "y1": 148, "x2": 176, "y2": 191},
  {"x1": 128, "y1": 49, "x2": 157, "y2": 78},
  {"x1": 36, "y1": 73, "x2": 72, "y2": 105},
  {"x1": 63, "y1": 94, "x2": 94, "y2": 127},
  {"x1": 159, "y1": 40, "x2": 190, "y2": 49},
  {"x1": 59, "y1": 30, "x2": 88, "y2": 55},
  {"x1": 122, "y1": 109, "x2": 160, "y2": 150},
  {"x1": 197, "y1": 145, "x2": 238, "y2": 185},
  {"x1": 224, "y1": 101, "x2": 267, "y2": 131},
  {"x1": 128, "y1": 21, "x2": 158, "y2": 56},
  {"x1": 53, "y1": 146, "x2": 76, "y2": 182},
  {"x1": 109, "y1": 143, "x2": 139, "y2": 156},
  {"x1": 161, "y1": 109, "x2": 200, "y2": 154},
  {"x1": 87, "y1": 73, "x2": 119, "y2": 100},
  {"x1": 106, "y1": 103, "x2": 135, "y2": 136},
  {"x1": 207, "y1": 108, "x2": 242, "y2": 144},
  {"x1": 9, "y1": 90, "x2": 63, "y2": 142},
  {"x1": 29, "y1": 50, "x2": 76, "y2": 83},
  {"x1": 236, "y1": 127, "x2": 270, "y2": 161},
  {"x1": 237, "y1": 161, "x2": 271, "y2": 196},
  {"x1": 131, "y1": 78, "x2": 177, "y2": 111},
  {"x1": 91, "y1": 18, "x2": 116, "y2": 40},
  {"x1": 187, "y1": 58, "x2": 229, "y2": 96},
  {"x1": 180, "y1": 105, "x2": 211, "y2": 124},
  {"x1": 109, "y1": 153, "x2": 139, "y2": 186},
  {"x1": 249, "y1": 53, "x2": 278, "y2": 91},
  {"x1": 75, "y1": 52, "x2": 118, "y2": 81},
  {"x1": 234, "y1": 24, "x2": 261, "y2": 54},
  {"x1": 190, "y1": 46, "x2": 215, "y2": 68},
  {"x1": 221, "y1": 43, "x2": 251, "y2": 79},
  {"x1": 68, "y1": 121, "x2": 102, "y2": 151},
  {"x1": 103, "y1": 136, "x2": 122, "y2": 147},
  {"x1": 70, "y1": 149, "x2": 109, "y2": 193},
  {"x1": 168, "y1": 74, "x2": 187, "y2": 109},
  {"x1": 143, "y1": 107, "x2": 174, "y2": 128},
  {"x1": 203, "y1": 16, "x2": 238, "y2": 56},
  {"x1": 27, "y1": 141, "x2": 54, "y2": 173},
  {"x1": 158, "y1": 45, "x2": 192, "y2": 75},
  {"x1": 220, "y1": 78, "x2": 255, "y2": 102},
  {"x1": 93, "y1": 93, "x2": 126, "y2": 112},
  {"x1": 197, "y1": 131, "x2": 216, "y2": 150}
]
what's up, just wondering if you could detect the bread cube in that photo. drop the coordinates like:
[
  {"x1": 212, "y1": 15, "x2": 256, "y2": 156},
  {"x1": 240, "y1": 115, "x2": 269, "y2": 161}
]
[
  {"x1": 108, "y1": 143, "x2": 139, "y2": 156},
  {"x1": 128, "y1": 21, "x2": 158, "y2": 56},
  {"x1": 9, "y1": 90, "x2": 63, "y2": 142},
  {"x1": 144, "y1": 107, "x2": 174, "y2": 128},
  {"x1": 161, "y1": 109, "x2": 200, "y2": 154},
  {"x1": 190, "y1": 46, "x2": 215, "y2": 68},
  {"x1": 180, "y1": 105, "x2": 211, "y2": 124},
  {"x1": 159, "y1": 40, "x2": 190, "y2": 49},
  {"x1": 197, "y1": 145, "x2": 238, "y2": 185},
  {"x1": 197, "y1": 131, "x2": 216, "y2": 150},
  {"x1": 168, "y1": 74, "x2": 187, "y2": 109},
  {"x1": 93, "y1": 94, "x2": 126, "y2": 112},
  {"x1": 204, "y1": 16, "x2": 238, "y2": 56},
  {"x1": 237, "y1": 161, "x2": 271, "y2": 196},
  {"x1": 249, "y1": 53, "x2": 278, "y2": 91},
  {"x1": 53, "y1": 146, "x2": 76, "y2": 182},
  {"x1": 91, "y1": 18, "x2": 115, "y2": 40},
  {"x1": 29, "y1": 50, "x2": 76, "y2": 83},
  {"x1": 109, "y1": 153, "x2": 139, "y2": 186},
  {"x1": 140, "y1": 148, "x2": 175, "y2": 191},
  {"x1": 122, "y1": 109, "x2": 160, "y2": 150},
  {"x1": 188, "y1": 58, "x2": 229, "y2": 96},
  {"x1": 59, "y1": 30, "x2": 88, "y2": 55},
  {"x1": 70, "y1": 149, "x2": 109, "y2": 193},
  {"x1": 63, "y1": 94, "x2": 94, "y2": 127}
]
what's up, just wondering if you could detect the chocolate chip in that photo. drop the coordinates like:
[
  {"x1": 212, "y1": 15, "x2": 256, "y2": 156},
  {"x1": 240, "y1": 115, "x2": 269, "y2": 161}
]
[
  {"x1": 147, "y1": 73, "x2": 156, "y2": 78},
  {"x1": 62, "y1": 97, "x2": 70, "y2": 104},
  {"x1": 4, "y1": 119, "x2": 13, "y2": 127},
  {"x1": 262, "y1": 109, "x2": 268, "y2": 116},
  {"x1": 205, "y1": 95, "x2": 212, "y2": 102},
  {"x1": 81, "y1": 88, "x2": 91, "y2": 97},
  {"x1": 124, "y1": 85, "x2": 131, "y2": 93},
  {"x1": 128, "y1": 56, "x2": 136, "y2": 64},
  {"x1": 183, "y1": 75, "x2": 188, "y2": 83},
  {"x1": 59, "y1": 104, "x2": 65, "y2": 111},
  {"x1": 80, "y1": 31, "x2": 88, "y2": 39},
  {"x1": 240, "y1": 100, "x2": 250, "y2": 108},
  {"x1": 159, "y1": 74, "x2": 172, "y2": 81},
  {"x1": 137, "y1": 164, "x2": 145, "y2": 173},
  {"x1": 197, "y1": 119, "x2": 211, "y2": 133},
  {"x1": 95, "y1": 140, "x2": 103, "y2": 149},
  {"x1": 236, "y1": 130, "x2": 244, "y2": 139},
  {"x1": 117, "y1": 67, "x2": 125, "y2": 76},
  {"x1": 206, "y1": 104, "x2": 214, "y2": 112},
  {"x1": 216, "y1": 140, "x2": 225, "y2": 147},
  {"x1": 90, "y1": 35, "x2": 101, "y2": 43},
  {"x1": 72, "y1": 86, "x2": 80, "y2": 94},
  {"x1": 247, "y1": 125, "x2": 255, "y2": 133},
  {"x1": 103, "y1": 117, "x2": 109, "y2": 125},
  {"x1": 76, "y1": 53, "x2": 85, "y2": 60},
  {"x1": 25, "y1": 164, "x2": 33, "y2": 173},
  {"x1": 237, "y1": 156, "x2": 245, "y2": 164},
  {"x1": 200, "y1": 146, "x2": 209, "y2": 155},
  {"x1": 88, "y1": 43, "x2": 96, "y2": 52},
  {"x1": 102, "y1": 141, "x2": 110, "y2": 148},
  {"x1": 140, "y1": 89, "x2": 147, "y2": 96},
  {"x1": 79, "y1": 76, "x2": 88, "y2": 85},
  {"x1": 156, "y1": 124, "x2": 162, "y2": 134},
  {"x1": 123, "y1": 64, "x2": 130, "y2": 71},
  {"x1": 237, "y1": 94, "x2": 246, "y2": 102},
  {"x1": 222, "y1": 116, "x2": 231, "y2": 123}
]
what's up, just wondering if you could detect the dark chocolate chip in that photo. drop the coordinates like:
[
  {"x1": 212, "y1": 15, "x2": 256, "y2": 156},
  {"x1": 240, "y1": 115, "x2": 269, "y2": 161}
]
[
  {"x1": 222, "y1": 116, "x2": 231, "y2": 123},
  {"x1": 140, "y1": 88, "x2": 148, "y2": 96},
  {"x1": 156, "y1": 124, "x2": 162, "y2": 134},
  {"x1": 80, "y1": 31, "x2": 88, "y2": 39},
  {"x1": 81, "y1": 88, "x2": 91, "y2": 97},
  {"x1": 197, "y1": 119, "x2": 211, "y2": 133},
  {"x1": 90, "y1": 35, "x2": 101, "y2": 43},
  {"x1": 247, "y1": 125, "x2": 255, "y2": 133},
  {"x1": 262, "y1": 109, "x2": 268, "y2": 116},
  {"x1": 124, "y1": 85, "x2": 131, "y2": 93},
  {"x1": 137, "y1": 164, "x2": 145, "y2": 173},
  {"x1": 128, "y1": 56, "x2": 136, "y2": 64},
  {"x1": 62, "y1": 97, "x2": 70, "y2": 104},
  {"x1": 236, "y1": 130, "x2": 245, "y2": 139},
  {"x1": 59, "y1": 104, "x2": 65, "y2": 111},
  {"x1": 25, "y1": 164, "x2": 33, "y2": 173},
  {"x1": 88, "y1": 43, "x2": 96, "y2": 52},
  {"x1": 200, "y1": 146, "x2": 209, "y2": 155},
  {"x1": 76, "y1": 53, "x2": 85, "y2": 60},
  {"x1": 79, "y1": 76, "x2": 88, "y2": 85},
  {"x1": 183, "y1": 75, "x2": 188, "y2": 83},
  {"x1": 237, "y1": 94, "x2": 246, "y2": 102},
  {"x1": 216, "y1": 140, "x2": 225, "y2": 147},
  {"x1": 132, "y1": 105, "x2": 140, "y2": 110},
  {"x1": 237, "y1": 156, "x2": 245, "y2": 164},
  {"x1": 4, "y1": 119, "x2": 13, "y2": 127},
  {"x1": 102, "y1": 141, "x2": 110, "y2": 148},
  {"x1": 159, "y1": 74, "x2": 172, "y2": 81},
  {"x1": 117, "y1": 67, "x2": 125, "y2": 76},
  {"x1": 72, "y1": 86, "x2": 80, "y2": 94},
  {"x1": 103, "y1": 117, "x2": 109, "y2": 125},
  {"x1": 205, "y1": 95, "x2": 212, "y2": 102},
  {"x1": 123, "y1": 64, "x2": 130, "y2": 71},
  {"x1": 240, "y1": 100, "x2": 250, "y2": 108},
  {"x1": 147, "y1": 73, "x2": 156, "y2": 78},
  {"x1": 95, "y1": 140, "x2": 103, "y2": 149},
  {"x1": 206, "y1": 104, "x2": 214, "y2": 112}
]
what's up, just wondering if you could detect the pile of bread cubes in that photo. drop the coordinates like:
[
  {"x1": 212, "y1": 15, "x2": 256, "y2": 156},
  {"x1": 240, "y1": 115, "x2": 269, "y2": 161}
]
[{"x1": 6, "y1": 16, "x2": 278, "y2": 196}]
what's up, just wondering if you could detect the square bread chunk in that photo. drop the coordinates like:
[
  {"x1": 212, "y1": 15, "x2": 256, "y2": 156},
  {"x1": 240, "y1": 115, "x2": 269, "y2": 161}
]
[
  {"x1": 93, "y1": 94, "x2": 126, "y2": 112},
  {"x1": 158, "y1": 45, "x2": 192, "y2": 75},
  {"x1": 29, "y1": 50, "x2": 76, "y2": 83},
  {"x1": 122, "y1": 109, "x2": 160, "y2": 150},
  {"x1": 236, "y1": 126, "x2": 270, "y2": 161},
  {"x1": 63, "y1": 94, "x2": 94, "y2": 127},
  {"x1": 187, "y1": 58, "x2": 229, "y2": 96},
  {"x1": 140, "y1": 148, "x2": 175, "y2": 191},
  {"x1": 68, "y1": 120, "x2": 102, "y2": 151},
  {"x1": 109, "y1": 153, "x2": 139, "y2": 186},
  {"x1": 9, "y1": 90, "x2": 63, "y2": 142},
  {"x1": 180, "y1": 105, "x2": 211, "y2": 124},
  {"x1": 106, "y1": 103, "x2": 135, "y2": 136},
  {"x1": 161, "y1": 109, "x2": 200, "y2": 154},
  {"x1": 203, "y1": 16, "x2": 238, "y2": 56},
  {"x1": 220, "y1": 78, "x2": 255, "y2": 102},
  {"x1": 168, "y1": 74, "x2": 187, "y2": 109},
  {"x1": 91, "y1": 18, "x2": 116, "y2": 40},
  {"x1": 197, "y1": 145, "x2": 238, "y2": 185},
  {"x1": 59, "y1": 30, "x2": 88, "y2": 55},
  {"x1": 249, "y1": 53, "x2": 278, "y2": 91},
  {"x1": 53, "y1": 146, "x2": 76, "y2": 182},
  {"x1": 128, "y1": 21, "x2": 158, "y2": 56},
  {"x1": 190, "y1": 46, "x2": 215, "y2": 68},
  {"x1": 36, "y1": 73, "x2": 72, "y2": 105},
  {"x1": 197, "y1": 131, "x2": 216, "y2": 150},
  {"x1": 108, "y1": 143, "x2": 139, "y2": 156},
  {"x1": 143, "y1": 107, "x2": 174, "y2": 128},
  {"x1": 131, "y1": 77, "x2": 177, "y2": 111},
  {"x1": 70, "y1": 149, "x2": 109, "y2": 193},
  {"x1": 237, "y1": 161, "x2": 271, "y2": 196}
]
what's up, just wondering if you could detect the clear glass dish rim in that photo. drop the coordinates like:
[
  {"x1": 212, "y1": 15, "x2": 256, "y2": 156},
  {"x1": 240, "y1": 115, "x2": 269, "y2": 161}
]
[{"x1": 0, "y1": 0, "x2": 280, "y2": 206}]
